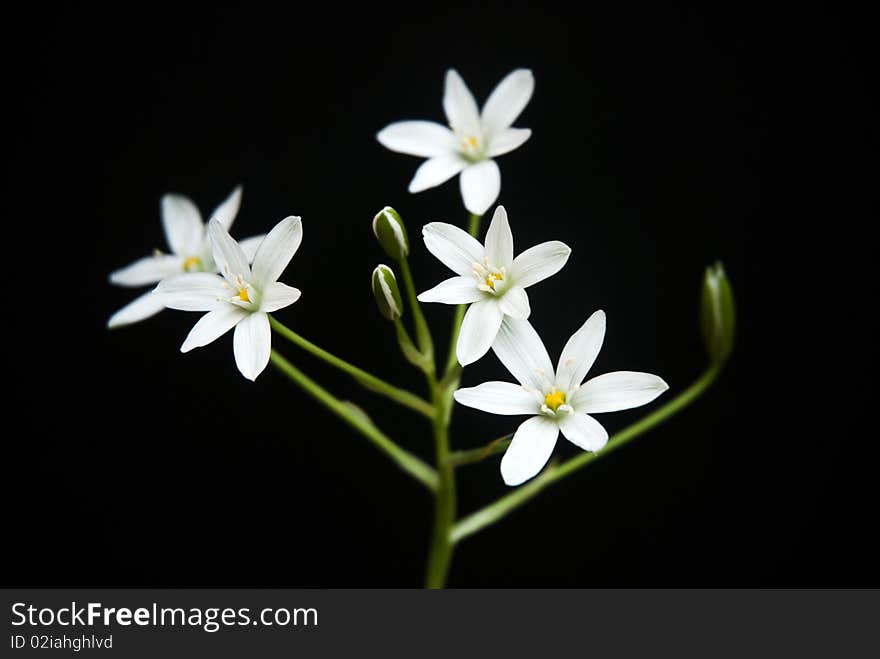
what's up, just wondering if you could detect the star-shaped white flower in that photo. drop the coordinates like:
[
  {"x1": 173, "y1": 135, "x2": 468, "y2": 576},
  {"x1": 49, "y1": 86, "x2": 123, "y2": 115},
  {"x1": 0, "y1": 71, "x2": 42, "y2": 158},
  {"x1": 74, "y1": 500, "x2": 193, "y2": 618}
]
[
  {"x1": 377, "y1": 68, "x2": 534, "y2": 215},
  {"x1": 454, "y1": 311, "x2": 668, "y2": 486},
  {"x1": 417, "y1": 205, "x2": 570, "y2": 366},
  {"x1": 108, "y1": 186, "x2": 265, "y2": 329},
  {"x1": 154, "y1": 216, "x2": 303, "y2": 381}
]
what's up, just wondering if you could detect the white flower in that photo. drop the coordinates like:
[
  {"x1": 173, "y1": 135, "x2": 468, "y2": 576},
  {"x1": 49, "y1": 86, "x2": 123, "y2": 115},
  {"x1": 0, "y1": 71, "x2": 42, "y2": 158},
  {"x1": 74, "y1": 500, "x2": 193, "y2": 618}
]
[
  {"x1": 417, "y1": 206, "x2": 570, "y2": 366},
  {"x1": 377, "y1": 68, "x2": 534, "y2": 215},
  {"x1": 454, "y1": 311, "x2": 669, "y2": 486},
  {"x1": 107, "y1": 186, "x2": 265, "y2": 328},
  {"x1": 154, "y1": 216, "x2": 303, "y2": 381}
]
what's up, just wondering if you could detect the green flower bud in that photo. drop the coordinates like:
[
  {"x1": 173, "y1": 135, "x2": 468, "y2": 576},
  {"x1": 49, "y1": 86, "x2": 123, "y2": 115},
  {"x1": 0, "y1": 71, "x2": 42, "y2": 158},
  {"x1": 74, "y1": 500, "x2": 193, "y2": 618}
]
[
  {"x1": 372, "y1": 206, "x2": 409, "y2": 260},
  {"x1": 372, "y1": 264, "x2": 404, "y2": 321},
  {"x1": 700, "y1": 261, "x2": 736, "y2": 365}
]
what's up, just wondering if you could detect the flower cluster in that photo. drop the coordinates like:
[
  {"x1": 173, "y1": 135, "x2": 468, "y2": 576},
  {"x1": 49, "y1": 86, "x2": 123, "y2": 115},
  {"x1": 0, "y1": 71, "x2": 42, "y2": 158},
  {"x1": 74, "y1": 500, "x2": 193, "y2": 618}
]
[
  {"x1": 109, "y1": 187, "x2": 303, "y2": 381},
  {"x1": 110, "y1": 67, "x2": 670, "y2": 490}
]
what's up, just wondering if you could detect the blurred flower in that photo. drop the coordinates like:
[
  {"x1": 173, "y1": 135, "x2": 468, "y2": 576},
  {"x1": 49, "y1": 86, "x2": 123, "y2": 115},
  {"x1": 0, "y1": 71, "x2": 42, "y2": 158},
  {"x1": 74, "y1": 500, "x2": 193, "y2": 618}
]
[
  {"x1": 155, "y1": 217, "x2": 302, "y2": 381},
  {"x1": 454, "y1": 311, "x2": 668, "y2": 486},
  {"x1": 377, "y1": 69, "x2": 534, "y2": 215},
  {"x1": 108, "y1": 186, "x2": 264, "y2": 328},
  {"x1": 418, "y1": 206, "x2": 570, "y2": 366}
]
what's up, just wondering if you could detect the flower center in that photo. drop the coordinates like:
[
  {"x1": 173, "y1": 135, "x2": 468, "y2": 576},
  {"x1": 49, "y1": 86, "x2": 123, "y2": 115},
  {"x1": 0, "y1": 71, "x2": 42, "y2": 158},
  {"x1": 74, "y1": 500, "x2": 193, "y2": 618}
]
[
  {"x1": 484, "y1": 272, "x2": 503, "y2": 290},
  {"x1": 544, "y1": 389, "x2": 566, "y2": 412},
  {"x1": 183, "y1": 256, "x2": 203, "y2": 272},
  {"x1": 473, "y1": 258, "x2": 507, "y2": 295},
  {"x1": 457, "y1": 133, "x2": 485, "y2": 162},
  {"x1": 222, "y1": 273, "x2": 259, "y2": 309}
]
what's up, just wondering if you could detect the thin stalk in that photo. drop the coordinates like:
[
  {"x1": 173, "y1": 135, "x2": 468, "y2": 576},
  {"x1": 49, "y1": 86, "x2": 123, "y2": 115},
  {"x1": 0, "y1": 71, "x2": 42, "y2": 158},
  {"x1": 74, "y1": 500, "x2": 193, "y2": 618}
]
[
  {"x1": 269, "y1": 315, "x2": 434, "y2": 419},
  {"x1": 442, "y1": 213, "x2": 481, "y2": 378},
  {"x1": 424, "y1": 212, "x2": 480, "y2": 586},
  {"x1": 270, "y1": 350, "x2": 438, "y2": 492},
  {"x1": 424, "y1": 378, "x2": 457, "y2": 588},
  {"x1": 450, "y1": 364, "x2": 722, "y2": 544},
  {"x1": 398, "y1": 258, "x2": 434, "y2": 372},
  {"x1": 447, "y1": 434, "x2": 512, "y2": 467}
]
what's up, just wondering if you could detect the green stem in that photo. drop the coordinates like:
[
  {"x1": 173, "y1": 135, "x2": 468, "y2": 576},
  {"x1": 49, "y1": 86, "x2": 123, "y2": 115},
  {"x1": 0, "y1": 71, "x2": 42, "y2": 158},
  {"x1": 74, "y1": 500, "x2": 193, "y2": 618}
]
[
  {"x1": 398, "y1": 258, "x2": 435, "y2": 372},
  {"x1": 447, "y1": 434, "x2": 512, "y2": 467},
  {"x1": 443, "y1": 213, "x2": 481, "y2": 379},
  {"x1": 424, "y1": 378, "x2": 457, "y2": 588},
  {"x1": 423, "y1": 212, "x2": 481, "y2": 586},
  {"x1": 270, "y1": 350, "x2": 438, "y2": 491},
  {"x1": 269, "y1": 315, "x2": 434, "y2": 418},
  {"x1": 450, "y1": 364, "x2": 722, "y2": 544}
]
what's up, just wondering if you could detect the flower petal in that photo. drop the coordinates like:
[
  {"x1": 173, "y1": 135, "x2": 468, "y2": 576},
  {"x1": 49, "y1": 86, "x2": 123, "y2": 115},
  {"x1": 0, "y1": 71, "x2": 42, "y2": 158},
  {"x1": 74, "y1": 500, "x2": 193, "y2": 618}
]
[
  {"x1": 210, "y1": 185, "x2": 242, "y2": 231},
  {"x1": 109, "y1": 254, "x2": 183, "y2": 287},
  {"x1": 488, "y1": 128, "x2": 532, "y2": 158},
  {"x1": 500, "y1": 416, "x2": 559, "y2": 486},
  {"x1": 377, "y1": 121, "x2": 458, "y2": 157},
  {"x1": 558, "y1": 412, "x2": 608, "y2": 452},
  {"x1": 233, "y1": 312, "x2": 271, "y2": 381},
  {"x1": 510, "y1": 240, "x2": 571, "y2": 289},
  {"x1": 251, "y1": 216, "x2": 303, "y2": 288},
  {"x1": 422, "y1": 222, "x2": 485, "y2": 276},
  {"x1": 417, "y1": 275, "x2": 483, "y2": 305},
  {"x1": 484, "y1": 205, "x2": 514, "y2": 269},
  {"x1": 456, "y1": 299, "x2": 504, "y2": 366},
  {"x1": 443, "y1": 69, "x2": 481, "y2": 134},
  {"x1": 161, "y1": 193, "x2": 204, "y2": 256},
  {"x1": 480, "y1": 69, "x2": 535, "y2": 136},
  {"x1": 154, "y1": 273, "x2": 228, "y2": 311},
  {"x1": 408, "y1": 153, "x2": 467, "y2": 193},
  {"x1": 492, "y1": 316, "x2": 554, "y2": 391},
  {"x1": 571, "y1": 371, "x2": 669, "y2": 414},
  {"x1": 181, "y1": 305, "x2": 247, "y2": 353},
  {"x1": 555, "y1": 310, "x2": 606, "y2": 393},
  {"x1": 237, "y1": 234, "x2": 266, "y2": 263},
  {"x1": 460, "y1": 160, "x2": 501, "y2": 216},
  {"x1": 453, "y1": 381, "x2": 541, "y2": 415},
  {"x1": 209, "y1": 219, "x2": 252, "y2": 286},
  {"x1": 107, "y1": 290, "x2": 166, "y2": 328},
  {"x1": 261, "y1": 281, "x2": 301, "y2": 313},
  {"x1": 498, "y1": 285, "x2": 530, "y2": 319}
]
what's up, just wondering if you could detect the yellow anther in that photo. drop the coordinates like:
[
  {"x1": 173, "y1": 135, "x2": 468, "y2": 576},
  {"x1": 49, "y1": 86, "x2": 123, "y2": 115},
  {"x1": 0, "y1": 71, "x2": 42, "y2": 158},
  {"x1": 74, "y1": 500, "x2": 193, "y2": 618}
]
[
  {"x1": 238, "y1": 288, "x2": 250, "y2": 302},
  {"x1": 466, "y1": 136, "x2": 478, "y2": 148},
  {"x1": 544, "y1": 389, "x2": 566, "y2": 412},
  {"x1": 183, "y1": 256, "x2": 203, "y2": 272},
  {"x1": 484, "y1": 272, "x2": 503, "y2": 290}
]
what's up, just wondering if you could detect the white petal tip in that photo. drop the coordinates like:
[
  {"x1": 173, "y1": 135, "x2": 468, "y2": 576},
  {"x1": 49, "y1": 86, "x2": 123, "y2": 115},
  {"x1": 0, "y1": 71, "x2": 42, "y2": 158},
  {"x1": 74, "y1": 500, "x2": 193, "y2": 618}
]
[
  {"x1": 408, "y1": 177, "x2": 433, "y2": 194},
  {"x1": 456, "y1": 348, "x2": 478, "y2": 367},
  {"x1": 501, "y1": 470, "x2": 530, "y2": 487}
]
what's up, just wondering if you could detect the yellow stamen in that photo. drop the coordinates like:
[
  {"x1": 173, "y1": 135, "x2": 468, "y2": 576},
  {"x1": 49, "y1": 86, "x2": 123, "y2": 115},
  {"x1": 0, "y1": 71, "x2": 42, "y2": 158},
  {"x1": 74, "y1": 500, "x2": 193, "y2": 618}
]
[
  {"x1": 182, "y1": 256, "x2": 202, "y2": 272},
  {"x1": 238, "y1": 288, "x2": 250, "y2": 302},
  {"x1": 544, "y1": 389, "x2": 566, "y2": 412},
  {"x1": 485, "y1": 272, "x2": 503, "y2": 290},
  {"x1": 466, "y1": 136, "x2": 478, "y2": 148}
]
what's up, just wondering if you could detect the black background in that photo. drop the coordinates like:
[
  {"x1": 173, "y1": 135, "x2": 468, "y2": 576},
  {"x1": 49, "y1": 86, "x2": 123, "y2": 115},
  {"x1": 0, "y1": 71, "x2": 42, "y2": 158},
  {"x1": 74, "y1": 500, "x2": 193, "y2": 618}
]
[{"x1": 3, "y1": 3, "x2": 877, "y2": 586}]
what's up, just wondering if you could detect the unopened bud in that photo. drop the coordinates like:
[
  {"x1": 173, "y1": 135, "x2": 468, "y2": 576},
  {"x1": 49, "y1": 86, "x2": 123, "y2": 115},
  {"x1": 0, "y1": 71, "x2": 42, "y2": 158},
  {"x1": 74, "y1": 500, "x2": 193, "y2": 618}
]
[
  {"x1": 372, "y1": 206, "x2": 409, "y2": 260},
  {"x1": 700, "y1": 261, "x2": 736, "y2": 365},
  {"x1": 372, "y1": 264, "x2": 404, "y2": 321}
]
